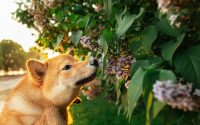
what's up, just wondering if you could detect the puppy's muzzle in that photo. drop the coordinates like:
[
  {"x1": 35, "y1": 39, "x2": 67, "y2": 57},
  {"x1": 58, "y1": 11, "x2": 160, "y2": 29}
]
[{"x1": 89, "y1": 58, "x2": 99, "y2": 67}]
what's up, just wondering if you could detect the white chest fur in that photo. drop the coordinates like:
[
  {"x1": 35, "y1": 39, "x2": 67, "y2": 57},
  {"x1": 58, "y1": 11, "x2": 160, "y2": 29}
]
[{"x1": 7, "y1": 94, "x2": 42, "y2": 116}]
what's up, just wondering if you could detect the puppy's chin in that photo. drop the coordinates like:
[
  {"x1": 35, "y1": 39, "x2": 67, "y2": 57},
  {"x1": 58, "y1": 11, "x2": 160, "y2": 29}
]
[{"x1": 75, "y1": 72, "x2": 96, "y2": 86}]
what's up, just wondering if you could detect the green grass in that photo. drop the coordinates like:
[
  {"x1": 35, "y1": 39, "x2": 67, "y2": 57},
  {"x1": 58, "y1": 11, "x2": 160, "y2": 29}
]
[{"x1": 70, "y1": 95, "x2": 146, "y2": 125}]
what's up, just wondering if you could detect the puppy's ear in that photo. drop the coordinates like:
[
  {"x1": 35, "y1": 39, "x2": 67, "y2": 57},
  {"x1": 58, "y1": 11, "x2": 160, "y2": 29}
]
[
  {"x1": 26, "y1": 59, "x2": 48, "y2": 85},
  {"x1": 67, "y1": 49, "x2": 74, "y2": 56}
]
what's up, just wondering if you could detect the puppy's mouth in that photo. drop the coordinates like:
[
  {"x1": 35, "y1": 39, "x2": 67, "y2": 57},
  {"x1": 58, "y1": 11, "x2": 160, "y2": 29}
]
[{"x1": 76, "y1": 72, "x2": 96, "y2": 86}]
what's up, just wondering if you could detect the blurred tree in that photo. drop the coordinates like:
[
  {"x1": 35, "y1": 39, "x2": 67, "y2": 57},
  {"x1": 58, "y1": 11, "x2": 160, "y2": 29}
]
[
  {"x1": 0, "y1": 46, "x2": 3, "y2": 69},
  {"x1": 0, "y1": 40, "x2": 27, "y2": 71},
  {"x1": 28, "y1": 46, "x2": 48, "y2": 60}
]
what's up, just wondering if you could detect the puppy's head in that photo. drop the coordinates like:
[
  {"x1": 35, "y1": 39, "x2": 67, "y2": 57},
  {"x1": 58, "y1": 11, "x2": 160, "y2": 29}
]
[{"x1": 26, "y1": 49, "x2": 98, "y2": 107}]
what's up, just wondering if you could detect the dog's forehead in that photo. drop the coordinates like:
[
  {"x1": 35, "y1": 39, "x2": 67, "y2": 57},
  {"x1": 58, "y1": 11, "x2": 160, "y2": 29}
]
[{"x1": 46, "y1": 54, "x2": 77, "y2": 66}]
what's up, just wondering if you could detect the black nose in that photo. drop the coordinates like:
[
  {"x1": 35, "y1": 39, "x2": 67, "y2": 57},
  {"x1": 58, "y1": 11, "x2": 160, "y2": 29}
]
[{"x1": 90, "y1": 58, "x2": 99, "y2": 67}]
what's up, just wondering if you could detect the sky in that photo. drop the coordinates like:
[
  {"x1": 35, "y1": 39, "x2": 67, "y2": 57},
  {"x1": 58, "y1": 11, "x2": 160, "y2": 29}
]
[{"x1": 0, "y1": 0, "x2": 38, "y2": 51}]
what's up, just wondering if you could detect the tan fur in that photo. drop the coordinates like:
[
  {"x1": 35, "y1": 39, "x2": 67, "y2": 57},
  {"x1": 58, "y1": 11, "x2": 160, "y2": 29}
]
[{"x1": 0, "y1": 50, "x2": 97, "y2": 125}]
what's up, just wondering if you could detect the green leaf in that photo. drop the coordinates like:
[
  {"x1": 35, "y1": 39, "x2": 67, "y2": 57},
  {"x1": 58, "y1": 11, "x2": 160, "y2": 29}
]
[
  {"x1": 130, "y1": 41, "x2": 142, "y2": 55},
  {"x1": 127, "y1": 67, "x2": 146, "y2": 119},
  {"x1": 155, "y1": 18, "x2": 181, "y2": 37},
  {"x1": 99, "y1": 36, "x2": 108, "y2": 72},
  {"x1": 116, "y1": 80, "x2": 122, "y2": 102},
  {"x1": 134, "y1": 7, "x2": 145, "y2": 22},
  {"x1": 153, "y1": 101, "x2": 165, "y2": 119},
  {"x1": 56, "y1": 11, "x2": 65, "y2": 21},
  {"x1": 102, "y1": 29, "x2": 114, "y2": 43},
  {"x1": 129, "y1": 33, "x2": 143, "y2": 55},
  {"x1": 130, "y1": 57, "x2": 163, "y2": 77},
  {"x1": 173, "y1": 45, "x2": 200, "y2": 87},
  {"x1": 161, "y1": 34, "x2": 185, "y2": 64},
  {"x1": 115, "y1": 7, "x2": 127, "y2": 26},
  {"x1": 69, "y1": 14, "x2": 79, "y2": 22},
  {"x1": 84, "y1": 15, "x2": 91, "y2": 29},
  {"x1": 142, "y1": 69, "x2": 175, "y2": 124},
  {"x1": 159, "y1": 69, "x2": 177, "y2": 81},
  {"x1": 99, "y1": 36, "x2": 108, "y2": 55},
  {"x1": 142, "y1": 25, "x2": 157, "y2": 52},
  {"x1": 116, "y1": 7, "x2": 145, "y2": 38},
  {"x1": 77, "y1": 15, "x2": 91, "y2": 29},
  {"x1": 54, "y1": 34, "x2": 63, "y2": 50},
  {"x1": 130, "y1": 60, "x2": 151, "y2": 77},
  {"x1": 71, "y1": 31, "x2": 83, "y2": 46},
  {"x1": 163, "y1": 108, "x2": 183, "y2": 125},
  {"x1": 116, "y1": 13, "x2": 136, "y2": 38},
  {"x1": 103, "y1": 0, "x2": 112, "y2": 17},
  {"x1": 146, "y1": 92, "x2": 153, "y2": 125}
]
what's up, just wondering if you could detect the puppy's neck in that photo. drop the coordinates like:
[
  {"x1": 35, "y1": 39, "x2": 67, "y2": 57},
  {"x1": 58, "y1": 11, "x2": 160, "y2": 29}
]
[{"x1": 5, "y1": 75, "x2": 54, "y2": 115}]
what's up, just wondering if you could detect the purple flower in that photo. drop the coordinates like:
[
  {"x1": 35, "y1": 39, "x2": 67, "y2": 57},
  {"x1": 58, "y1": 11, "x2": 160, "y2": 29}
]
[
  {"x1": 80, "y1": 36, "x2": 95, "y2": 50},
  {"x1": 104, "y1": 55, "x2": 136, "y2": 80},
  {"x1": 153, "y1": 80, "x2": 200, "y2": 111}
]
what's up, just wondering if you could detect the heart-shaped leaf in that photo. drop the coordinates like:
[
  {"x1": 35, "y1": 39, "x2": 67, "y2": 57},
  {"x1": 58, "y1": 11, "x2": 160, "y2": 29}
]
[
  {"x1": 128, "y1": 67, "x2": 146, "y2": 119},
  {"x1": 155, "y1": 19, "x2": 181, "y2": 37},
  {"x1": 54, "y1": 34, "x2": 63, "y2": 50},
  {"x1": 142, "y1": 25, "x2": 157, "y2": 53},
  {"x1": 116, "y1": 8, "x2": 145, "y2": 38},
  {"x1": 173, "y1": 45, "x2": 200, "y2": 87},
  {"x1": 161, "y1": 34, "x2": 185, "y2": 64},
  {"x1": 71, "y1": 31, "x2": 83, "y2": 46}
]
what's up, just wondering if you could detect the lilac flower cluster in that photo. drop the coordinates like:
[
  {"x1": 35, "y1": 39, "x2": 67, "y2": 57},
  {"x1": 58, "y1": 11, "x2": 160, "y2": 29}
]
[
  {"x1": 44, "y1": 0, "x2": 62, "y2": 8},
  {"x1": 27, "y1": 1, "x2": 49, "y2": 30},
  {"x1": 28, "y1": 0, "x2": 64, "y2": 30},
  {"x1": 104, "y1": 55, "x2": 136, "y2": 79},
  {"x1": 169, "y1": 14, "x2": 181, "y2": 27},
  {"x1": 125, "y1": 80, "x2": 131, "y2": 89},
  {"x1": 44, "y1": 0, "x2": 55, "y2": 8},
  {"x1": 33, "y1": 8, "x2": 47, "y2": 29},
  {"x1": 80, "y1": 35, "x2": 136, "y2": 80},
  {"x1": 153, "y1": 80, "x2": 200, "y2": 111},
  {"x1": 157, "y1": 0, "x2": 194, "y2": 14},
  {"x1": 157, "y1": 0, "x2": 171, "y2": 13},
  {"x1": 156, "y1": 0, "x2": 198, "y2": 28},
  {"x1": 80, "y1": 36, "x2": 95, "y2": 50},
  {"x1": 92, "y1": 4, "x2": 103, "y2": 12},
  {"x1": 157, "y1": 0, "x2": 181, "y2": 27}
]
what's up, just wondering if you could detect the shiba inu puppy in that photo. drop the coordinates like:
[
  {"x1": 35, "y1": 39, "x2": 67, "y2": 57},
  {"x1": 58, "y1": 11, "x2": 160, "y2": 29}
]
[{"x1": 0, "y1": 49, "x2": 98, "y2": 125}]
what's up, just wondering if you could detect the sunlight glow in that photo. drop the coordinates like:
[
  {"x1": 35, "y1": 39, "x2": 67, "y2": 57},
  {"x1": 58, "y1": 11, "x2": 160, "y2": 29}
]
[{"x1": 0, "y1": 0, "x2": 38, "y2": 51}]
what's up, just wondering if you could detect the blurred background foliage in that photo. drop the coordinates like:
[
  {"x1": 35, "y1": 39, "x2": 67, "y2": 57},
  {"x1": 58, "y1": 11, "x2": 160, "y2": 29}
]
[
  {"x1": 13, "y1": 0, "x2": 200, "y2": 125},
  {"x1": 0, "y1": 39, "x2": 47, "y2": 72},
  {"x1": 0, "y1": 40, "x2": 27, "y2": 71}
]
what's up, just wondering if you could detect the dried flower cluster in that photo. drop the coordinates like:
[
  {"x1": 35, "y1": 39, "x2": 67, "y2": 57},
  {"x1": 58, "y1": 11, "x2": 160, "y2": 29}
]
[
  {"x1": 104, "y1": 55, "x2": 136, "y2": 79},
  {"x1": 153, "y1": 80, "x2": 200, "y2": 111},
  {"x1": 33, "y1": 8, "x2": 48, "y2": 29}
]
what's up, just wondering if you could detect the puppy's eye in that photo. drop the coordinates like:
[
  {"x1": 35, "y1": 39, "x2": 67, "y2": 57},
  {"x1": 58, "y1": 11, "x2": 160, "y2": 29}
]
[{"x1": 63, "y1": 65, "x2": 71, "y2": 70}]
